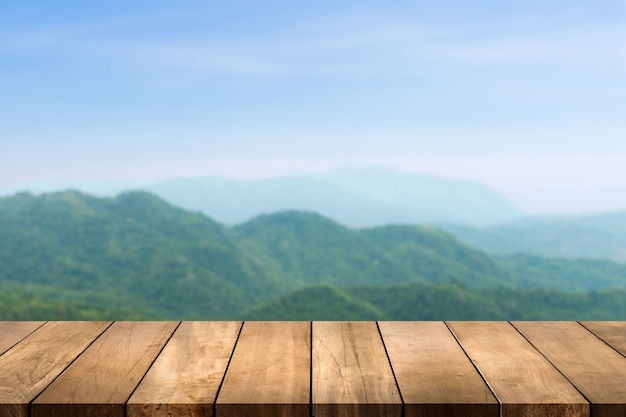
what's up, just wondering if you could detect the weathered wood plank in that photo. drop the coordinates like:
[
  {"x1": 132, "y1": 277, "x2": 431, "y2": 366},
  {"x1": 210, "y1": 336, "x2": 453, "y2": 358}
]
[
  {"x1": 216, "y1": 321, "x2": 310, "y2": 417},
  {"x1": 447, "y1": 321, "x2": 588, "y2": 417},
  {"x1": 0, "y1": 321, "x2": 45, "y2": 356},
  {"x1": 379, "y1": 321, "x2": 499, "y2": 417},
  {"x1": 313, "y1": 321, "x2": 402, "y2": 417},
  {"x1": 514, "y1": 321, "x2": 626, "y2": 417},
  {"x1": 580, "y1": 321, "x2": 626, "y2": 358},
  {"x1": 127, "y1": 321, "x2": 242, "y2": 417},
  {"x1": 33, "y1": 321, "x2": 178, "y2": 417},
  {"x1": 0, "y1": 321, "x2": 111, "y2": 417}
]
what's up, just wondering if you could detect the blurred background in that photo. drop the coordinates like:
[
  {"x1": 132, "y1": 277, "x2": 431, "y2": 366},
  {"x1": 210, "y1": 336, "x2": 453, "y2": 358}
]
[{"x1": 1, "y1": 1, "x2": 626, "y2": 320}]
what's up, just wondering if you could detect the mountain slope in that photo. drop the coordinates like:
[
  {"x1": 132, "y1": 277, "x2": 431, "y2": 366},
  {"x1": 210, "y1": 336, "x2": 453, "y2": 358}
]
[
  {"x1": 2, "y1": 191, "x2": 626, "y2": 320},
  {"x1": 238, "y1": 284, "x2": 382, "y2": 320},
  {"x1": 443, "y1": 210, "x2": 626, "y2": 261},
  {"x1": 350, "y1": 283, "x2": 626, "y2": 320},
  {"x1": 243, "y1": 282, "x2": 626, "y2": 320},
  {"x1": 233, "y1": 211, "x2": 382, "y2": 287},
  {"x1": 0, "y1": 284, "x2": 153, "y2": 320},
  {"x1": 233, "y1": 211, "x2": 517, "y2": 288},
  {"x1": 0, "y1": 191, "x2": 282, "y2": 318},
  {"x1": 234, "y1": 211, "x2": 626, "y2": 290}
]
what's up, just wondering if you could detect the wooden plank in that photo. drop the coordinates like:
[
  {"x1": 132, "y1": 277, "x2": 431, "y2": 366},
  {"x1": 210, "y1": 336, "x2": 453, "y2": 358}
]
[
  {"x1": 447, "y1": 321, "x2": 588, "y2": 417},
  {"x1": 580, "y1": 321, "x2": 626, "y2": 358},
  {"x1": 33, "y1": 321, "x2": 178, "y2": 417},
  {"x1": 313, "y1": 321, "x2": 402, "y2": 417},
  {"x1": 0, "y1": 321, "x2": 45, "y2": 356},
  {"x1": 216, "y1": 321, "x2": 310, "y2": 417},
  {"x1": 514, "y1": 321, "x2": 626, "y2": 417},
  {"x1": 379, "y1": 321, "x2": 499, "y2": 417},
  {"x1": 0, "y1": 321, "x2": 111, "y2": 417},
  {"x1": 127, "y1": 321, "x2": 242, "y2": 417}
]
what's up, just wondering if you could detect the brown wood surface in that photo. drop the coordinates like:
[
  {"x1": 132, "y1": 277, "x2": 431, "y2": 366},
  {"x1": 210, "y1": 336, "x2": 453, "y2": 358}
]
[
  {"x1": 216, "y1": 321, "x2": 310, "y2": 417},
  {"x1": 513, "y1": 321, "x2": 626, "y2": 417},
  {"x1": 0, "y1": 321, "x2": 111, "y2": 417},
  {"x1": 3, "y1": 321, "x2": 626, "y2": 417},
  {"x1": 32, "y1": 321, "x2": 178, "y2": 417},
  {"x1": 313, "y1": 321, "x2": 402, "y2": 417},
  {"x1": 447, "y1": 321, "x2": 588, "y2": 417},
  {"x1": 127, "y1": 321, "x2": 242, "y2": 417},
  {"x1": 379, "y1": 321, "x2": 499, "y2": 417},
  {"x1": 0, "y1": 321, "x2": 45, "y2": 356},
  {"x1": 580, "y1": 321, "x2": 626, "y2": 358}
]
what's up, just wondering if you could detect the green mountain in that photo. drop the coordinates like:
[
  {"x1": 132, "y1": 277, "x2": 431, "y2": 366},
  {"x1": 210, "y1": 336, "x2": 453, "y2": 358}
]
[
  {"x1": 234, "y1": 211, "x2": 536, "y2": 289},
  {"x1": 442, "y1": 211, "x2": 626, "y2": 261},
  {"x1": 234, "y1": 211, "x2": 626, "y2": 291},
  {"x1": 2, "y1": 190, "x2": 626, "y2": 320},
  {"x1": 243, "y1": 283, "x2": 626, "y2": 320},
  {"x1": 233, "y1": 211, "x2": 513, "y2": 288},
  {"x1": 348, "y1": 283, "x2": 626, "y2": 320},
  {"x1": 239, "y1": 285, "x2": 382, "y2": 321},
  {"x1": 0, "y1": 284, "x2": 152, "y2": 320},
  {"x1": 0, "y1": 190, "x2": 283, "y2": 318}
]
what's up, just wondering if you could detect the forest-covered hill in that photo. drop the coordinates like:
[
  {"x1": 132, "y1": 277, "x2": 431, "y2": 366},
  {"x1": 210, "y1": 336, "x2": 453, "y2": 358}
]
[
  {"x1": 2, "y1": 191, "x2": 626, "y2": 320},
  {"x1": 240, "y1": 283, "x2": 626, "y2": 321}
]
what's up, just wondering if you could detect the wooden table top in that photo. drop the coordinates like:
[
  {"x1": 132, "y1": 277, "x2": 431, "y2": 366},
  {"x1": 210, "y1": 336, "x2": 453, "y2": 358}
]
[{"x1": 1, "y1": 321, "x2": 626, "y2": 417}]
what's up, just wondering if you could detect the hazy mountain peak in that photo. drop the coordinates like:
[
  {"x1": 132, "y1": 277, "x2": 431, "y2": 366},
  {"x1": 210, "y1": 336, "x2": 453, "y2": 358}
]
[{"x1": 143, "y1": 165, "x2": 523, "y2": 227}]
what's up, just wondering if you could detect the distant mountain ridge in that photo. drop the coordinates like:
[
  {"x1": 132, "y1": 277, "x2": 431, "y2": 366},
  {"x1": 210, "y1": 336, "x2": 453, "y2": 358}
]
[
  {"x1": 1, "y1": 166, "x2": 523, "y2": 226},
  {"x1": 2, "y1": 190, "x2": 626, "y2": 320},
  {"x1": 441, "y1": 211, "x2": 626, "y2": 262},
  {"x1": 146, "y1": 166, "x2": 522, "y2": 226}
]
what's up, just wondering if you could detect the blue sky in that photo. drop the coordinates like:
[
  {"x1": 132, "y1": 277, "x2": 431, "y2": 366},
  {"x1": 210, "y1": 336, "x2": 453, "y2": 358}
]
[{"x1": 1, "y1": 1, "x2": 625, "y2": 214}]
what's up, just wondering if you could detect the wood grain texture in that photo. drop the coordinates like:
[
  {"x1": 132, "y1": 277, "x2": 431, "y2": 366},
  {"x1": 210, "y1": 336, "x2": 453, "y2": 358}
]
[
  {"x1": 33, "y1": 321, "x2": 178, "y2": 417},
  {"x1": 379, "y1": 321, "x2": 499, "y2": 417},
  {"x1": 127, "y1": 321, "x2": 242, "y2": 417},
  {"x1": 513, "y1": 321, "x2": 626, "y2": 417},
  {"x1": 580, "y1": 321, "x2": 626, "y2": 358},
  {"x1": 216, "y1": 321, "x2": 310, "y2": 417},
  {"x1": 313, "y1": 321, "x2": 402, "y2": 417},
  {"x1": 447, "y1": 321, "x2": 588, "y2": 417},
  {"x1": 0, "y1": 321, "x2": 45, "y2": 356},
  {"x1": 0, "y1": 321, "x2": 111, "y2": 417}
]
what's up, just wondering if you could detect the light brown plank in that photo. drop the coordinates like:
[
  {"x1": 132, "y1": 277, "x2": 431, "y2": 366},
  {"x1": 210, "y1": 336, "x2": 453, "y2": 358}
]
[
  {"x1": 0, "y1": 321, "x2": 45, "y2": 356},
  {"x1": 216, "y1": 321, "x2": 310, "y2": 417},
  {"x1": 127, "y1": 321, "x2": 242, "y2": 417},
  {"x1": 0, "y1": 321, "x2": 111, "y2": 417},
  {"x1": 580, "y1": 321, "x2": 626, "y2": 358},
  {"x1": 33, "y1": 321, "x2": 178, "y2": 417},
  {"x1": 379, "y1": 321, "x2": 499, "y2": 417},
  {"x1": 448, "y1": 321, "x2": 588, "y2": 417},
  {"x1": 514, "y1": 321, "x2": 626, "y2": 417},
  {"x1": 313, "y1": 321, "x2": 402, "y2": 417}
]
